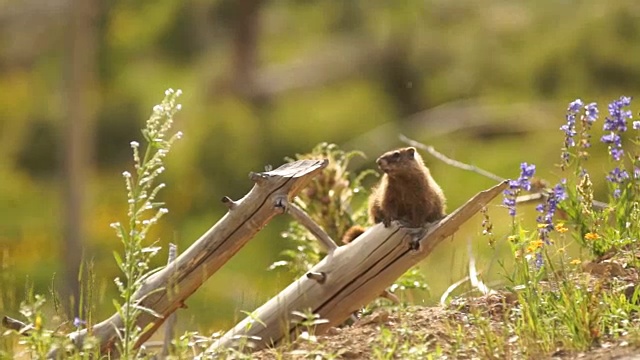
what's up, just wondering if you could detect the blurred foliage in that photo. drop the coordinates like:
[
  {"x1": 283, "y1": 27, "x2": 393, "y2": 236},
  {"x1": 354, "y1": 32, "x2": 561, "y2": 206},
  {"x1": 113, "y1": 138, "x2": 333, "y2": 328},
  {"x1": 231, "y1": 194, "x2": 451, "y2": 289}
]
[{"x1": 2, "y1": 0, "x2": 640, "y2": 333}]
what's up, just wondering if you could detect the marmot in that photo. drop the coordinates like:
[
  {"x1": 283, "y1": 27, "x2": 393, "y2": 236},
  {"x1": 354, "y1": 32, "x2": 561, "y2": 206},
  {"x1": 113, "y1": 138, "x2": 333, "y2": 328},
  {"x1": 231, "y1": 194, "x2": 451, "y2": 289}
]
[{"x1": 342, "y1": 147, "x2": 446, "y2": 243}]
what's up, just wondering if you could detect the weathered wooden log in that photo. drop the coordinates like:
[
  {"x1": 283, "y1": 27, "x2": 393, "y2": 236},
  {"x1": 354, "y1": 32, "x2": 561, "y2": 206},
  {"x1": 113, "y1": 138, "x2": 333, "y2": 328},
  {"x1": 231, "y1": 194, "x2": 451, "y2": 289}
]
[
  {"x1": 161, "y1": 243, "x2": 178, "y2": 357},
  {"x1": 47, "y1": 159, "x2": 327, "y2": 358},
  {"x1": 2, "y1": 315, "x2": 30, "y2": 334},
  {"x1": 207, "y1": 180, "x2": 508, "y2": 354}
]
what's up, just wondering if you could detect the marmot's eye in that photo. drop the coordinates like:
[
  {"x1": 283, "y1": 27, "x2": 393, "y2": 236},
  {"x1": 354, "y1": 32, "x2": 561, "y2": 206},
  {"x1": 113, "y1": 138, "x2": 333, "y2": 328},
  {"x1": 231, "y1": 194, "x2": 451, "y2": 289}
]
[{"x1": 392, "y1": 152, "x2": 400, "y2": 159}]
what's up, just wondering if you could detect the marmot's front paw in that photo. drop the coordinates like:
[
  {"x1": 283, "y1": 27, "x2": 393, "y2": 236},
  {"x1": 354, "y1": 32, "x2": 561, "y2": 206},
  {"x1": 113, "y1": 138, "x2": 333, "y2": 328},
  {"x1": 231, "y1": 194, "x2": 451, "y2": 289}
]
[{"x1": 382, "y1": 218, "x2": 392, "y2": 227}]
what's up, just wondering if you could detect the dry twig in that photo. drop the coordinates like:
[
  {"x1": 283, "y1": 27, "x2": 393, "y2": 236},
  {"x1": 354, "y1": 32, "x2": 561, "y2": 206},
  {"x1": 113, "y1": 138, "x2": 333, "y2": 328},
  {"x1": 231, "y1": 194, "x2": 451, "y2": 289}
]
[{"x1": 400, "y1": 134, "x2": 505, "y2": 182}]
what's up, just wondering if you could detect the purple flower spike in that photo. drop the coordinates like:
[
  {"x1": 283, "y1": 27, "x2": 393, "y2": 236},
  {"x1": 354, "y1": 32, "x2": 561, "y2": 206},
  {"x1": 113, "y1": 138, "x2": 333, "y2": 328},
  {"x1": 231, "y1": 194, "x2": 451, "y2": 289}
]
[
  {"x1": 535, "y1": 252, "x2": 544, "y2": 269},
  {"x1": 603, "y1": 96, "x2": 632, "y2": 132},
  {"x1": 519, "y1": 162, "x2": 536, "y2": 190},
  {"x1": 503, "y1": 163, "x2": 536, "y2": 217},
  {"x1": 610, "y1": 148, "x2": 624, "y2": 161},
  {"x1": 601, "y1": 133, "x2": 621, "y2": 144},
  {"x1": 606, "y1": 167, "x2": 629, "y2": 183},
  {"x1": 73, "y1": 317, "x2": 86, "y2": 328},
  {"x1": 534, "y1": 179, "x2": 567, "y2": 267},
  {"x1": 561, "y1": 99, "x2": 597, "y2": 165},
  {"x1": 602, "y1": 96, "x2": 632, "y2": 162},
  {"x1": 613, "y1": 188, "x2": 622, "y2": 199},
  {"x1": 561, "y1": 99, "x2": 582, "y2": 150},
  {"x1": 568, "y1": 99, "x2": 584, "y2": 113},
  {"x1": 585, "y1": 103, "x2": 599, "y2": 123}
]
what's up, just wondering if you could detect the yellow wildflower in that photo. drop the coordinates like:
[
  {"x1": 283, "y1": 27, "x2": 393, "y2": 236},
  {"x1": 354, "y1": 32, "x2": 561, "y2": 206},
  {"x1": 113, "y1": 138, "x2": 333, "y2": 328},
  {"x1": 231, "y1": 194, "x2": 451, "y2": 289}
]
[
  {"x1": 555, "y1": 223, "x2": 568, "y2": 233},
  {"x1": 570, "y1": 259, "x2": 582, "y2": 265},
  {"x1": 584, "y1": 232, "x2": 601, "y2": 241},
  {"x1": 526, "y1": 239, "x2": 544, "y2": 253}
]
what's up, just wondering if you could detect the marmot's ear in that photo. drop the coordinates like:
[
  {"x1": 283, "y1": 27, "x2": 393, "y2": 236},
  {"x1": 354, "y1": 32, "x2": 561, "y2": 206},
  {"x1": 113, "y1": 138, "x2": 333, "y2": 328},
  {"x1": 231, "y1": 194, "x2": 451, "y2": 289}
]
[{"x1": 406, "y1": 147, "x2": 416, "y2": 157}]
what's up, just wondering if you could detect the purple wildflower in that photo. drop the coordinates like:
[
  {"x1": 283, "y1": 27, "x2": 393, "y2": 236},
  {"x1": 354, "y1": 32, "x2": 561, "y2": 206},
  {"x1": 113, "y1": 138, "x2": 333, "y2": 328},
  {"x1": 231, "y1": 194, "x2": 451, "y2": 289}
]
[
  {"x1": 603, "y1": 96, "x2": 632, "y2": 132},
  {"x1": 633, "y1": 121, "x2": 640, "y2": 130},
  {"x1": 611, "y1": 148, "x2": 625, "y2": 162},
  {"x1": 600, "y1": 132, "x2": 622, "y2": 158},
  {"x1": 560, "y1": 99, "x2": 582, "y2": 162},
  {"x1": 601, "y1": 96, "x2": 632, "y2": 161},
  {"x1": 613, "y1": 189, "x2": 622, "y2": 199},
  {"x1": 606, "y1": 166, "x2": 627, "y2": 198},
  {"x1": 585, "y1": 102, "x2": 599, "y2": 123},
  {"x1": 561, "y1": 99, "x2": 599, "y2": 166},
  {"x1": 519, "y1": 162, "x2": 536, "y2": 190},
  {"x1": 503, "y1": 162, "x2": 536, "y2": 217},
  {"x1": 533, "y1": 180, "x2": 567, "y2": 269},
  {"x1": 606, "y1": 167, "x2": 629, "y2": 184},
  {"x1": 554, "y1": 180, "x2": 568, "y2": 202},
  {"x1": 579, "y1": 102, "x2": 599, "y2": 151},
  {"x1": 568, "y1": 99, "x2": 583, "y2": 113},
  {"x1": 73, "y1": 317, "x2": 86, "y2": 328},
  {"x1": 601, "y1": 133, "x2": 621, "y2": 144},
  {"x1": 535, "y1": 252, "x2": 544, "y2": 269},
  {"x1": 536, "y1": 180, "x2": 567, "y2": 242},
  {"x1": 503, "y1": 181, "x2": 519, "y2": 217}
]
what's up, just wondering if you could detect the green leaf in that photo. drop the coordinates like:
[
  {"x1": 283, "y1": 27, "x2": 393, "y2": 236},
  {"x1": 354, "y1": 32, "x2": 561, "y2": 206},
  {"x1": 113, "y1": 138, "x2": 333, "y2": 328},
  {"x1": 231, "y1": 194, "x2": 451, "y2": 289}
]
[
  {"x1": 112, "y1": 299, "x2": 122, "y2": 314},
  {"x1": 133, "y1": 304, "x2": 163, "y2": 319},
  {"x1": 113, "y1": 251, "x2": 124, "y2": 270}
]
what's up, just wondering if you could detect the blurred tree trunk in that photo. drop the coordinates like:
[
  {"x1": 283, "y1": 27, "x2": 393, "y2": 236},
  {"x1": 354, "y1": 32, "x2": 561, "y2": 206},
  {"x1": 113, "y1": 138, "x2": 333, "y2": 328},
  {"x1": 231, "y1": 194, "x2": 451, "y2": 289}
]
[
  {"x1": 62, "y1": 0, "x2": 98, "y2": 318},
  {"x1": 231, "y1": 0, "x2": 276, "y2": 163},
  {"x1": 380, "y1": 39, "x2": 426, "y2": 119},
  {"x1": 233, "y1": 0, "x2": 261, "y2": 98}
]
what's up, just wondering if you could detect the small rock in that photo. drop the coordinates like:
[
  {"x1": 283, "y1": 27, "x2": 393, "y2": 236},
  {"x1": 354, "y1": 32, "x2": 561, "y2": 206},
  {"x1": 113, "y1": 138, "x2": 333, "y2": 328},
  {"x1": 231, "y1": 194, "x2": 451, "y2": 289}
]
[
  {"x1": 355, "y1": 310, "x2": 389, "y2": 327},
  {"x1": 340, "y1": 350, "x2": 361, "y2": 359},
  {"x1": 583, "y1": 261, "x2": 626, "y2": 277},
  {"x1": 623, "y1": 285, "x2": 639, "y2": 304}
]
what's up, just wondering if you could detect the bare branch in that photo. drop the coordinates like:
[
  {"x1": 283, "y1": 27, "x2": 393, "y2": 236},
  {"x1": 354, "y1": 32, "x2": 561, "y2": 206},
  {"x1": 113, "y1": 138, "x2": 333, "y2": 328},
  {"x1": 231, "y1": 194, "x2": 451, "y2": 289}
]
[
  {"x1": 399, "y1": 135, "x2": 505, "y2": 182},
  {"x1": 400, "y1": 135, "x2": 609, "y2": 212},
  {"x1": 2, "y1": 315, "x2": 31, "y2": 334},
  {"x1": 287, "y1": 203, "x2": 338, "y2": 253}
]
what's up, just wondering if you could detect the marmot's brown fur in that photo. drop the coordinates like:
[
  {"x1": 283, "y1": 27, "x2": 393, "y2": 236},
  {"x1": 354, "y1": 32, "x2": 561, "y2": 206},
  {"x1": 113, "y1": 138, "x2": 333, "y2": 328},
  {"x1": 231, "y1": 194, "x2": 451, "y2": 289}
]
[
  {"x1": 342, "y1": 147, "x2": 446, "y2": 244},
  {"x1": 341, "y1": 225, "x2": 367, "y2": 244}
]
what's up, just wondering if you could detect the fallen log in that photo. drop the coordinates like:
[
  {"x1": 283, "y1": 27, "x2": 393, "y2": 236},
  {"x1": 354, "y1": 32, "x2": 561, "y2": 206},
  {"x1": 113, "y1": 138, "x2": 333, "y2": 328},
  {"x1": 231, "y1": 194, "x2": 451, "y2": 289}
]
[
  {"x1": 208, "y1": 180, "x2": 508, "y2": 354},
  {"x1": 47, "y1": 159, "x2": 327, "y2": 358}
]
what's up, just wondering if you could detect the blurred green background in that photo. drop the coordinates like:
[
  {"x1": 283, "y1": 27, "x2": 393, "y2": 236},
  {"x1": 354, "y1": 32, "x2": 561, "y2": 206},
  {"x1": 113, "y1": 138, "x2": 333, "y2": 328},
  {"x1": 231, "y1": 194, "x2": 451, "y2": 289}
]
[{"x1": 1, "y1": 0, "x2": 640, "y2": 335}]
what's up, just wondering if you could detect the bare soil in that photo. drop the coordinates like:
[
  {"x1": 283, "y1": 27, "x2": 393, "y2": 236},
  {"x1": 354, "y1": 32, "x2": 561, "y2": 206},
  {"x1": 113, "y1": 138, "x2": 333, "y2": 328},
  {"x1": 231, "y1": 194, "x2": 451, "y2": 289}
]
[
  {"x1": 252, "y1": 255, "x2": 640, "y2": 360},
  {"x1": 252, "y1": 303, "x2": 640, "y2": 359}
]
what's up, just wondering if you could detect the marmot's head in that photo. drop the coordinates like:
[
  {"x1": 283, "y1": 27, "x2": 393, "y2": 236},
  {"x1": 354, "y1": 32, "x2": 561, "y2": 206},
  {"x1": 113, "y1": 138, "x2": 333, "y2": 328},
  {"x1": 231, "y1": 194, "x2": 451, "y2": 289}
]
[{"x1": 376, "y1": 147, "x2": 422, "y2": 175}]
